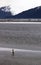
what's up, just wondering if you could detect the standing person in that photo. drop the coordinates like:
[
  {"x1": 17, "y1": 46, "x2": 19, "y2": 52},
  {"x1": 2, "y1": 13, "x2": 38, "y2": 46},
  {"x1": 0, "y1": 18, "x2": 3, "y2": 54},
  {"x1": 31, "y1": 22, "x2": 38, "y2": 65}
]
[{"x1": 12, "y1": 49, "x2": 14, "y2": 56}]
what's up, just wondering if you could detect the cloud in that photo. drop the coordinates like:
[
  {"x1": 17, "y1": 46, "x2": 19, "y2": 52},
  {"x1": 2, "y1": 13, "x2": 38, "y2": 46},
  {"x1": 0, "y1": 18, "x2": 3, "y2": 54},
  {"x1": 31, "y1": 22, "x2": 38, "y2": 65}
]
[{"x1": 0, "y1": 0, "x2": 11, "y2": 7}]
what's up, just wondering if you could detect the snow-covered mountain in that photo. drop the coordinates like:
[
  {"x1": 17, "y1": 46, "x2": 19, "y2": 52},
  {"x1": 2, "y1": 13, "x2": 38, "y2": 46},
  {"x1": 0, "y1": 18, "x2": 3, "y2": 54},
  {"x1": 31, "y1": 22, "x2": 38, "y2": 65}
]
[
  {"x1": 0, "y1": 6, "x2": 41, "y2": 18},
  {"x1": 1, "y1": 6, "x2": 11, "y2": 12},
  {"x1": 0, "y1": 6, "x2": 13, "y2": 18}
]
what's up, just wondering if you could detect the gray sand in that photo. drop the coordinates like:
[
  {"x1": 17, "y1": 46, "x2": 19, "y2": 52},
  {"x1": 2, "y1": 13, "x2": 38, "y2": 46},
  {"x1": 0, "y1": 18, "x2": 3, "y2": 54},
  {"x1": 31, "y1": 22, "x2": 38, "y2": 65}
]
[{"x1": 0, "y1": 24, "x2": 41, "y2": 65}]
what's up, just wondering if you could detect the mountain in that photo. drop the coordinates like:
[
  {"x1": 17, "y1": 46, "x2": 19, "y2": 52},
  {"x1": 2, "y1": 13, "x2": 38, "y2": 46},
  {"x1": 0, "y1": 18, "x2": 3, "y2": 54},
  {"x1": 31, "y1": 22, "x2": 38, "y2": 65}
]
[
  {"x1": 0, "y1": 6, "x2": 13, "y2": 18},
  {"x1": 0, "y1": 6, "x2": 41, "y2": 18},
  {"x1": 13, "y1": 6, "x2": 41, "y2": 19}
]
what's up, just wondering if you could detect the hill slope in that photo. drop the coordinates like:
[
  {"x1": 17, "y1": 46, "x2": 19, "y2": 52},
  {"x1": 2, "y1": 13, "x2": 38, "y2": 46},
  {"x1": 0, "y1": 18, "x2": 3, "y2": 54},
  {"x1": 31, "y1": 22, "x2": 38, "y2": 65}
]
[{"x1": 14, "y1": 6, "x2": 41, "y2": 18}]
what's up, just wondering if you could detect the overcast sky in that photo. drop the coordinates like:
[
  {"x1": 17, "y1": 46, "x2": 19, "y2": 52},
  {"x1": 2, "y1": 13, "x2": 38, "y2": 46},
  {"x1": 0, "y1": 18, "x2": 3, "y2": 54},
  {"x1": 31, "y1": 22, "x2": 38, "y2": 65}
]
[{"x1": 0, "y1": 0, "x2": 41, "y2": 15}]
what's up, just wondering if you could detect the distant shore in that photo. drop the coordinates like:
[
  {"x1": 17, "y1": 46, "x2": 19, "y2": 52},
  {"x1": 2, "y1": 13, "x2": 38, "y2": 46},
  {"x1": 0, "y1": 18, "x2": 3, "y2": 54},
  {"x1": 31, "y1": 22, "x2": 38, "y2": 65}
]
[{"x1": 0, "y1": 19, "x2": 41, "y2": 22}]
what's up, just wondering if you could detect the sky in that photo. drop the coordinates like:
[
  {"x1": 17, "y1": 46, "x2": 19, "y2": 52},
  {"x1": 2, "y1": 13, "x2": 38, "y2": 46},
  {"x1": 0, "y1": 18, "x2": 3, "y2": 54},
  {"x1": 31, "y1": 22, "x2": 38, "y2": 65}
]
[{"x1": 0, "y1": 0, "x2": 41, "y2": 15}]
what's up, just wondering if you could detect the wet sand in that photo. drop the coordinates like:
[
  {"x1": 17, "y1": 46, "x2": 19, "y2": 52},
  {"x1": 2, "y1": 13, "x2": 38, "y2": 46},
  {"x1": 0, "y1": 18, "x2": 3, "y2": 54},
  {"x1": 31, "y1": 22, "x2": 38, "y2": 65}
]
[{"x1": 0, "y1": 23, "x2": 41, "y2": 65}]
